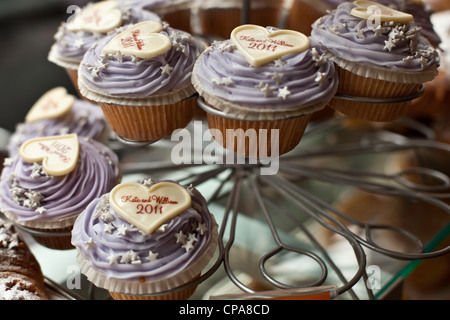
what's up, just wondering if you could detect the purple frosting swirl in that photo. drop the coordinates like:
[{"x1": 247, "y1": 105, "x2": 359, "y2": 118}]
[
  {"x1": 71, "y1": 180, "x2": 217, "y2": 284},
  {"x1": 0, "y1": 138, "x2": 120, "y2": 225},
  {"x1": 310, "y1": 2, "x2": 439, "y2": 74},
  {"x1": 192, "y1": 34, "x2": 338, "y2": 112},
  {"x1": 313, "y1": 0, "x2": 440, "y2": 46},
  {"x1": 78, "y1": 23, "x2": 204, "y2": 102},
  {"x1": 7, "y1": 99, "x2": 109, "y2": 156},
  {"x1": 50, "y1": 3, "x2": 161, "y2": 66}
]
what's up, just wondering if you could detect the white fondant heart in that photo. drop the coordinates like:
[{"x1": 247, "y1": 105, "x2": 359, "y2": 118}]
[
  {"x1": 351, "y1": 0, "x2": 413, "y2": 23},
  {"x1": 102, "y1": 21, "x2": 172, "y2": 59},
  {"x1": 109, "y1": 182, "x2": 192, "y2": 234},
  {"x1": 67, "y1": 1, "x2": 122, "y2": 33},
  {"x1": 230, "y1": 24, "x2": 310, "y2": 67},
  {"x1": 19, "y1": 134, "x2": 80, "y2": 177},
  {"x1": 25, "y1": 87, "x2": 75, "y2": 123}
]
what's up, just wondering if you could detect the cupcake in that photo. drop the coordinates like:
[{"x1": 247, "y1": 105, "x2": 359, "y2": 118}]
[
  {"x1": 78, "y1": 21, "x2": 204, "y2": 143},
  {"x1": 193, "y1": 0, "x2": 287, "y2": 40},
  {"x1": 310, "y1": 1, "x2": 440, "y2": 122},
  {"x1": 425, "y1": 0, "x2": 450, "y2": 12},
  {"x1": 285, "y1": 0, "x2": 338, "y2": 35},
  {"x1": 48, "y1": 0, "x2": 161, "y2": 97},
  {"x1": 71, "y1": 179, "x2": 219, "y2": 300},
  {"x1": 119, "y1": 0, "x2": 193, "y2": 33},
  {"x1": 286, "y1": 0, "x2": 441, "y2": 47},
  {"x1": 0, "y1": 134, "x2": 120, "y2": 250},
  {"x1": 191, "y1": 24, "x2": 338, "y2": 158},
  {"x1": 7, "y1": 87, "x2": 110, "y2": 156}
]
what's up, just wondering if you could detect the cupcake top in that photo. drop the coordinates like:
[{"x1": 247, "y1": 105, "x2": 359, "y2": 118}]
[
  {"x1": 78, "y1": 21, "x2": 205, "y2": 106},
  {"x1": 7, "y1": 87, "x2": 109, "y2": 156},
  {"x1": 0, "y1": 134, "x2": 120, "y2": 228},
  {"x1": 48, "y1": 1, "x2": 161, "y2": 69},
  {"x1": 192, "y1": 25, "x2": 338, "y2": 120},
  {"x1": 310, "y1": 1, "x2": 439, "y2": 82},
  {"x1": 71, "y1": 179, "x2": 218, "y2": 294},
  {"x1": 315, "y1": 0, "x2": 441, "y2": 47}
]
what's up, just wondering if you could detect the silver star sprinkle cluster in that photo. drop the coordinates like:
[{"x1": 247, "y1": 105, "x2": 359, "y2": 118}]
[{"x1": 8, "y1": 173, "x2": 46, "y2": 214}]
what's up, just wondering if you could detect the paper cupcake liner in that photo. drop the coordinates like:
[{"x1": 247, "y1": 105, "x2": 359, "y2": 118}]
[
  {"x1": 146, "y1": 0, "x2": 191, "y2": 15},
  {"x1": 98, "y1": 97, "x2": 195, "y2": 142},
  {"x1": 157, "y1": 8, "x2": 192, "y2": 33},
  {"x1": 249, "y1": 7, "x2": 285, "y2": 32},
  {"x1": 192, "y1": 72, "x2": 328, "y2": 121},
  {"x1": 293, "y1": 0, "x2": 333, "y2": 13},
  {"x1": 3, "y1": 211, "x2": 78, "y2": 250},
  {"x1": 108, "y1": 275, "x2": 199, "y2": 300},
  {"x1": 193, "y1": 0, "x2": 285, "y2": 9},
  {"x1": 195, "y1": 1, "x2": 285, "y2": 38},
  {"x1": 78, "y1": 74, "x2": 197, "y2": 107},
  {"x1": 285, "y1": 0, "x2": 331, "y2": 34},
  {"x1": 330, "y1": 99, "x2": 412, "y2": 122},
  {"x1": 47, "y1": 44, "x2": 80, "y2": 70},
  {"x1": 3, "y1": 210, "x2": 79, "y2": 230},
  {"x1": 204, "y1": 101, "x2": 312, "y2": 157},
  {"x1": 109, "y1": 289, "x2": 196, "y2": 300},
  {"x1": 48, "y1": 44, "x2": 90, "y2": 101},
  {"x1": 65, "y1": 67, "x2": 89, "y2": 102},
  {"x1": 311, "y1": 105, "x2": 335, "y2": 122},
  {"x1": 77, "y1": 216, "x2": 219, "y2": 296},
  {"x1": 28, "y1": 226, "x2": 75, "y2": 250},
  {"x1": 323, "y1": 50, "x2": 438, "y2": 84},
  {"x1": 329, "y1": 66, "x2": 422, "y2": 122},
  {"x1": 197, "y1": 7, "x2": 241, "y2": 39}
]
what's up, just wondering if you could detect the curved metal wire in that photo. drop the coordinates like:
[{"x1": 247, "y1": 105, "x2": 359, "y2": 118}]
[
  {"x1": 333, "y1": 84, "x2": 425, "y2": 104},
  {"x1": 250, "y1": 174, "x2": 329, "y2": 290}
]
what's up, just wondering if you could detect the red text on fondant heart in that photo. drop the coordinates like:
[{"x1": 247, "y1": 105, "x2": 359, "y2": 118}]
[
  {"x1": 102, "y1": 21, "x2": 171, "y2": 59},
  {"x1": 67, "y1": 0, "x2": 122, "y2": 33},
  {"x1": 19, "y1": 134, "x2": 80, "y2": 176},
  {"x1": 231, "y1": 24, "x2": 310, "y2": 67},
  {"x1": 109, "y1": 182, "x2": 192, "y2": 234},
  {"x1": 25, "y1": 87, "x2": 75, "y2": 123}
]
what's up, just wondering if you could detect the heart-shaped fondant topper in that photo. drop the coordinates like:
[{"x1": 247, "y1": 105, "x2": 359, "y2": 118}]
[
  {"x1": 109, "y1": 182, "x2": 192, "y2": 234},
  {"x1": 19, "y1": 134, "x2": 80, "y2": 177},
  {"x1": 230, "y1": 24, "x2": 310, "y2": 67},
  {"x1": 351, "y1": 0, "x2": 414, "y2": 24},
  {"x1": 102, "y1": 21, "x2": 172, "y2": 59},
  {"x1": 25, "y1": 87, "x2": 75, "y2": 123},
  {"x1": 67, "y1": 0, "x2": 123, "y2": 33}
]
